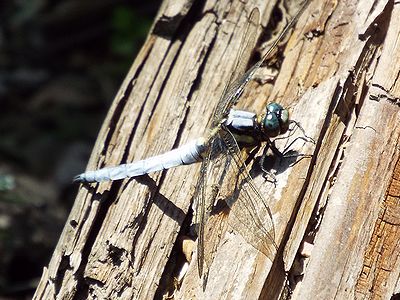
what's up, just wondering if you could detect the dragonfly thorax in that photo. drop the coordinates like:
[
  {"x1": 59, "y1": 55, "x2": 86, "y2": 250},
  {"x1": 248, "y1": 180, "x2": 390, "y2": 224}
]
[{"x1": 260, "y1": 103, "x2": 289, "y2": 138}]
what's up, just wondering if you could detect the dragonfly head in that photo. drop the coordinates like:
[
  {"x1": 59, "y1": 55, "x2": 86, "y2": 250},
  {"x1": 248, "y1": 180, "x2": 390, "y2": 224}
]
[{"x1": 261, "y1": 103, "x2": 289, "y2": 137}]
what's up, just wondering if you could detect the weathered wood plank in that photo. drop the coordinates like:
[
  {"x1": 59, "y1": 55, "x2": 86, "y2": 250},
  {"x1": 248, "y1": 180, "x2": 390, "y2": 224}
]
[
  {"x1": 33, "y1": 0, "x2": 400, "y2": 299},
  {"x1": 293, "y1": 0, "x2": 400, "y2": 299}
]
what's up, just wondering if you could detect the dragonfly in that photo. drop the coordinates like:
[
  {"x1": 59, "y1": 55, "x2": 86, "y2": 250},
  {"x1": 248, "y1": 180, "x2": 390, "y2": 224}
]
[{"x1": 74, "y1": 1, "x2": 311, "y2": 278}]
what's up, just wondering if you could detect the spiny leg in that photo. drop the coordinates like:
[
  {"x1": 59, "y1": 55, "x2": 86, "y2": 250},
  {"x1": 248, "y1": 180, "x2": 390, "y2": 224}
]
[
  {"x1": 273, "y1": 120, "x2": 315, "y2": 145},
  {"x1": 275, "y1": 120, "x2": 315, "y2": 160},
  {"x1": 261, "y1": 121, "x2": 315, "y2": 174}
]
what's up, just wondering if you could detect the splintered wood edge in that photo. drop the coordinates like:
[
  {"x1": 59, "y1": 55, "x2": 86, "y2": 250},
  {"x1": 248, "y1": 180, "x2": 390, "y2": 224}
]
[{"x1": 292, "y1": 0, "x2": 400, "y2": 299}]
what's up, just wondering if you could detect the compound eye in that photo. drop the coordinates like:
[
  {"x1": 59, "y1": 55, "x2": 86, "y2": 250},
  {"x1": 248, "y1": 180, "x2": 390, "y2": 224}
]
[
  {"x1": 263, "y1": 112, "x2": 280, "y2": 137},
  {"x1": 279, "y1": 109, "x2": 290, "y2": 134},
  {"x1": 263, "y1": 103, "x2": 290, "y2": 137},
  {"x1": 266, "y1": 102, "x2": 284, "y2": 114}
]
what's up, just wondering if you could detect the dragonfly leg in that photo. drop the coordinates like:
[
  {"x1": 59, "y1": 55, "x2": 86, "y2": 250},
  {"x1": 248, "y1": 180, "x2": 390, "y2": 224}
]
[
  {"x1": 245, "y1": 145, "x2": 261, "y2": 166},
  {"x1": 273, "y1": 122, "x2": 298, "y2": 141},
  {"x1": 289, "y1": 120, "x2": 315, "y2": 144},
  {"x1": 275, "y1": 134, "x2": 315, "y2": 169},
  {"x1": 258, "y1": 143, "x2": 278, "y2": 186},
  {"x1": 264, "y1": 123, "x2": 315, "y2": 169},
  {"x1": 281, "y1": 136, "x2": 314, "y2": 157},
  {"x1": 244, "y1": 143, "x2": 278, "y2": 185},
  {"x1": 273, "y1": 120, "x2": 315, "y2": 144},
  {"x1": 273, "y1": 120, "x2": 315, "y2": 159},
  {"x1": 267, "y1": 139, "x2": 284, "y2": 157},
  {"x1": 260, "y1": 161, "x2": 277, "y2": 186}
]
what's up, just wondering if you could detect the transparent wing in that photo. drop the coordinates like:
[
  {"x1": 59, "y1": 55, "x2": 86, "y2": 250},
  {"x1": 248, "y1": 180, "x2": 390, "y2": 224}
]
[
  {"x1": 194, "y1": 0, "x2": 310, "y2": 277},
  {"x1": 212, "y1": 0, "x2": 310, "y2": 124},
  {"x1": 193, "y1": 148, "x2": 208, "y2": 277},
  {"x1": 212, "y1": 7, "x2": 260, "y2": 124},
  {"x1": 218, "y1": 127, "x2": 277, "y2": 258},
  {"x1": 195, "y1": 129, "x2": 277, "y2": 279},
  {"x1": 194, "y1": 135, "x2": 231, "y2": 277},
  {"x1": 201, "y1": 200, "x2": 229, "y2": 287},
  {"x1": 195, "y1": 128, "x2": 277, "y2": 278},
  {"x1": 193, "y1": 7, "x2": 260, "y2": 278}
]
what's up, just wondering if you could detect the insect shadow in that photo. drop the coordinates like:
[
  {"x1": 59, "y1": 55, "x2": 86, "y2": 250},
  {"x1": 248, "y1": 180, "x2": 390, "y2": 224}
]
[{"x1": 250, "y1": 134, "x2": 314, "y2": 185}]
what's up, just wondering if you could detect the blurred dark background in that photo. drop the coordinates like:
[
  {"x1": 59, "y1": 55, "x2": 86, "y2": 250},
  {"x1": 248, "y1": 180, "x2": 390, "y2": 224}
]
[{"x1": 0, "y1": 0, "x2": 161, "y2": 298}]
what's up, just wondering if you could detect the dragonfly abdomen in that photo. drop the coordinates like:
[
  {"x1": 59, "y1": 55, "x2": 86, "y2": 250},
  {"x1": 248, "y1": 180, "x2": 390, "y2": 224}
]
[
  {"x1": 74, "y1": 138, "x2": 207, "y2": 183},
  {"x1": 74, "y1": 109, "x2": 263, "y2": 183}
]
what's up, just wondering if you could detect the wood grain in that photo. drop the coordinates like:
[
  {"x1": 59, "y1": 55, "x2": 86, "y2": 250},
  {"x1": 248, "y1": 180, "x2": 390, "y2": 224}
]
[{"x1": 33, "y1": 0, "x2": 400, "y2": 299}]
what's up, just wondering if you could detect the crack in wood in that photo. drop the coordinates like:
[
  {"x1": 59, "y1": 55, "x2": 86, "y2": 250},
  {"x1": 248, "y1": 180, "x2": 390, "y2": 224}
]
[
  {"x1": 370, "y1": 83, "x2": 400, "y2": 106},
  {"x1": 355, "y1": 156, "x2": 400, "y2": 298}
]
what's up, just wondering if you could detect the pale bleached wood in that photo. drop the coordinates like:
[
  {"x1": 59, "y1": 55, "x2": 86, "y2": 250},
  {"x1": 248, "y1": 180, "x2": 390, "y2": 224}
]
[
  {"x1": 33, "y1": 0, "x2": 400, "y2": 299},
  {"x1": 291, "y1": 0, "x2": 400, "y2": 299}
]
